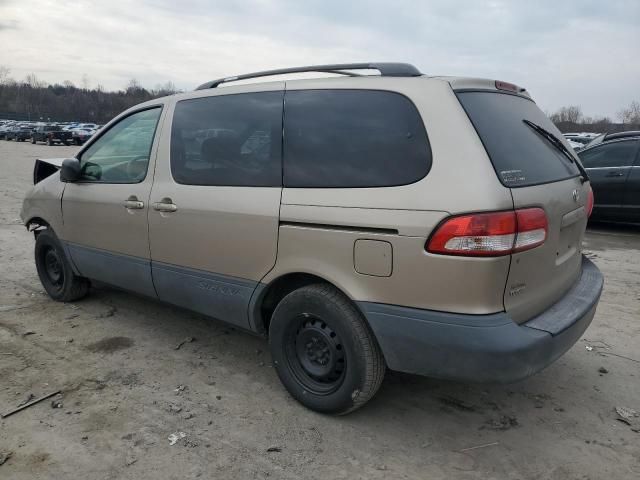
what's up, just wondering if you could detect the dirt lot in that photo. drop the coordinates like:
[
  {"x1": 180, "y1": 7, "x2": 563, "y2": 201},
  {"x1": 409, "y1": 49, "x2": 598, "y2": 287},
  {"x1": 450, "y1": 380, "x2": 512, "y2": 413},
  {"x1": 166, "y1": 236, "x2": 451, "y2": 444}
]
[{"x1": 0, "y1": 140, "x2": 639, "y2": 480}]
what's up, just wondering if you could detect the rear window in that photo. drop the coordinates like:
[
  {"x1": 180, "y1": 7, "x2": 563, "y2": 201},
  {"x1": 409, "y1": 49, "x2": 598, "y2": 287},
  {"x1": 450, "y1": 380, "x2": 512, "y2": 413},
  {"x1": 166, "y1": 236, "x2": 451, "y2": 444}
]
[
  {"x1": 457, "y1": 91, "x2": 581, "y2": 187},
  {"x1": 283, "y1": 90, "x2": 431, "y2": 188}
]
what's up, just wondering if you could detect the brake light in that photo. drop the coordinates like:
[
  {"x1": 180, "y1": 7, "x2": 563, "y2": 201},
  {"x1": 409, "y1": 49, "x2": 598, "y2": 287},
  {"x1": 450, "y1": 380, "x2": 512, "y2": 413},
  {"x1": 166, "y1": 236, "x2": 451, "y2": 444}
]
[
  {"x1": 495, "y1": 80, "x2": 520, "y2": 93},
  {"x1": 427, "y1": 208, "x2": 547, "y2": 257},
  {"x1": 586, "y1": 186, "x2": 594, "y2": 217}
]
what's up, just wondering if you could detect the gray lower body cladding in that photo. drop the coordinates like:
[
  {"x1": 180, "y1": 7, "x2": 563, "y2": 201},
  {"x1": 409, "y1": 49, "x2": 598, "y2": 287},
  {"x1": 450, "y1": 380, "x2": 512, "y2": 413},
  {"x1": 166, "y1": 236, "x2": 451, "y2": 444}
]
[
  {"x1": 359, "y1": 256, "x2": 603, "y2": 383},
  {"x1": 65, "y1": 242, "x2": 258, "y2": 329}
]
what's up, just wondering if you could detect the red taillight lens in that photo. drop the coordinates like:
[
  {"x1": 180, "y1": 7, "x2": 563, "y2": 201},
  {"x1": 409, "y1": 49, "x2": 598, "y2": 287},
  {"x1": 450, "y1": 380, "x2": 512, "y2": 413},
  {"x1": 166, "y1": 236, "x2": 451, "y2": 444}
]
[
  {"x1": 427, "y1": 208, "x2": 547, "y2": 257},
  {"x1": 586, "y1": 186, "x2": 594, "y2": 218}
]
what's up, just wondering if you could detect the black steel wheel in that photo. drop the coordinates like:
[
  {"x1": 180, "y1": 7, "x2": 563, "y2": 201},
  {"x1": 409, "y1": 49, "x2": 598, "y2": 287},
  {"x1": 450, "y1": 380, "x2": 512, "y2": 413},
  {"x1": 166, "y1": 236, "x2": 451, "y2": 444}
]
[
  {"x1": 35, "y1": 229, "x2": 90, "y2": 302},
  {"x1": 269, "y1": 284, "x2": 385, "y2": 414},
  {"x1": 284, "y1": 313, "x2": 347, "y2": 395},
  {"x1": 42, "y1": 246, "x2": 64, "y2": 293}
]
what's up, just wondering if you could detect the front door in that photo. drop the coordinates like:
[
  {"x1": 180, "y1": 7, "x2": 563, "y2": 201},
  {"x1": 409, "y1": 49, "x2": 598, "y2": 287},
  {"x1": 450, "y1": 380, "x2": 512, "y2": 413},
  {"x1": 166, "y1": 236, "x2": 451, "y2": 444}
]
[
  {"x1": 61, "y1": 106, "x2": 164, "y2": 297},
  {"x1": 148, "y1": 86, "x2": 284, "y2": 328},
  {"x1": 579, "y1": 139, "x2": 638, "y2": 219}
]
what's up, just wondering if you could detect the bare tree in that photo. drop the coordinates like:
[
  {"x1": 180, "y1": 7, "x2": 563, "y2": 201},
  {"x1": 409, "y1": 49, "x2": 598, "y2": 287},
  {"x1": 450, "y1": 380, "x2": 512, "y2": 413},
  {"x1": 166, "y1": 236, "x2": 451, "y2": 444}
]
[
  {"x1": 126, "y1": 78, "x2": 142, "y2": 92},
  {"x1": 0, "y1": 65, "x2": 10, "y2": 85},
  {"x1": 550, "y1": 105, "x2": 583, "y2": 124},
  {"x1": 151, "y1": 80, "x2": 179, "y2": 97},
  {"x1": 24, "y1": 73, "x2": 45, "y2": 88},
  {"x1": 617, "y1": 101, "x2": 640, "y2": 126},
  {"x1": 81, "y1": 74, "x2": 91, "y2": 90}
]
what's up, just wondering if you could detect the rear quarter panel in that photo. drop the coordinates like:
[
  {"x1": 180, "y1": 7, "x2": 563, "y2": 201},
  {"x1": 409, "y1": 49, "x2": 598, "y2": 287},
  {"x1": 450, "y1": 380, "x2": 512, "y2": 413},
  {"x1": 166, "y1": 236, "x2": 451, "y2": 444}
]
[{"x1": 264, "y1": 77, "x2": 515, "y2": 314}]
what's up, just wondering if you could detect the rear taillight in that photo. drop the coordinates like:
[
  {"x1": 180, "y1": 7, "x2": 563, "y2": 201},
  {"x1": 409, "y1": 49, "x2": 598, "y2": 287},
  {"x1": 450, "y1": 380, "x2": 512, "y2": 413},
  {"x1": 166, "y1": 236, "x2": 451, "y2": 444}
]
[
  {"x1": 427, "y1": 208, "x2": 547, "y2": 257},
  {"x1": 586, "y1": 186, "x2": 594, "y2": 218},
  {"x1": 513, "y1": 208, "x2": 548, "y2": 252}
]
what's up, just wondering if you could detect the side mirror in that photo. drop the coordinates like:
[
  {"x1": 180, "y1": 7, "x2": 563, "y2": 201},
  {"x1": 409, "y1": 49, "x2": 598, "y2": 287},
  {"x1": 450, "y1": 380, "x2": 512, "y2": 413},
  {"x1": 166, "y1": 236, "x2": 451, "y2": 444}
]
[{"x1": 60, "y1": 158, "x2": 81, "y2": 182}]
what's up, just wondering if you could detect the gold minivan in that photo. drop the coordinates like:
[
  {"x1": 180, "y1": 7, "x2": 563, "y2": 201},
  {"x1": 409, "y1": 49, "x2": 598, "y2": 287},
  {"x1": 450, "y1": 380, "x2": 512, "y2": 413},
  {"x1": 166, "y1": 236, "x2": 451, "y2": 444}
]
[{"x1": 21, "y1": 63, "x2": 603, "y2": 414}]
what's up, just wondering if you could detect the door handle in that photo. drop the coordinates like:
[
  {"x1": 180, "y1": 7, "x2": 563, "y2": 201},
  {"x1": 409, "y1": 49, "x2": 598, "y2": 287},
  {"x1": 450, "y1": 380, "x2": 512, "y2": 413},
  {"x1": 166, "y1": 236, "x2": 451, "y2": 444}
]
[
  {"x1": 605, "y1": 171, "x2": 625, "y2": 177},
  {"x1": 123, "y1": 196, "x2": 144, "y2": 209},
  {"x1": 152, "y1": 197, "x2": 177, "y2": 213}
]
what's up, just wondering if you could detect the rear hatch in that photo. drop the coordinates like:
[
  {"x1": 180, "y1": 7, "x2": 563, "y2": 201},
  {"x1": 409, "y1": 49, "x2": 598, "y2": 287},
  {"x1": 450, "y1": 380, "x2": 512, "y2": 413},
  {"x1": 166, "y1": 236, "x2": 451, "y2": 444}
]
[{"x1": 455, "y1": 84, "x2": 591, "y2": 323}]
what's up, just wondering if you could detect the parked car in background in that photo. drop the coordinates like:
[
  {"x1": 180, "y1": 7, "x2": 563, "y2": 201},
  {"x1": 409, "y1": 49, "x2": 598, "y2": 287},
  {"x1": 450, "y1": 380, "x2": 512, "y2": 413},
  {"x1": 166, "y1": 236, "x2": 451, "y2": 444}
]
[
  {"x1": 71, "y1": 128, "x2": 96, "y2": 145},
  {"x1": 32, "y1": 125, "x2": 73, "y2": 145},
  {"x1": 564, "y1": 133, "x2": 595, "y2": 144},
  {"x1": 564, "y1": 133, "x2": 599, "y2": 152},
  {"x1": 0, "y1": 124, "x2": 14, "y2": 139},
  {"x1": 20, "y1": 63, "x2": 603, "y2": 414},
  {"x1": 578, "y1": 134, "x2": 640, "y2": 223},
  {"x1": 6, "y1": 126, "x2": 34, "y2": 142},
  {"x1": 583, "y1": 130, "x2": 640, "y2": 150},
  {"x1": 4, "y1": 126, "x2": 18, "y2": 140},
  {"x1": 566, "y1": 139, "x2": 583, "y2": 150}
]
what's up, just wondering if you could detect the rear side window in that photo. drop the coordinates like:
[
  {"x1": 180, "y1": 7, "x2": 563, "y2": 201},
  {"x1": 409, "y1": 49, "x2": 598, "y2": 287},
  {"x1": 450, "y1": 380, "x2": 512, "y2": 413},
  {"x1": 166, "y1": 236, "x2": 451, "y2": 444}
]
[
  {"x1": 283, "y1": 90, "x2": 431, "y2": 188},
  {"x1": 171, "y1": 91, "x2": 283, "y2": 187},
  {"x1": 578, "y1": 140, "x2": 639, "y2": 168},
  {"x1": 457, "y1": 91, "x2": 581, "y2": 187}
]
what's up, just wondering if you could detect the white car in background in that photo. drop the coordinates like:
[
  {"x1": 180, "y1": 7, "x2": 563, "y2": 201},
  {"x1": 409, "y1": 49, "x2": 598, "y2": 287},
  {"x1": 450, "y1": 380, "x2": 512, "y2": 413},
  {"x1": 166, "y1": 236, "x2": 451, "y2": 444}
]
[{"x1": 566, "y1": 138, "x2": 583, "y2": 150}]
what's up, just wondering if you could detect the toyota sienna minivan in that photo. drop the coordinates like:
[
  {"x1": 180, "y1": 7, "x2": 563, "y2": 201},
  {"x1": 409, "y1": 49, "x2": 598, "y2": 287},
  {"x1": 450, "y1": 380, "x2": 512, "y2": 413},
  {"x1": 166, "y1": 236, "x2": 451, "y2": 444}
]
[{"x1": 21, "y1": 63, "x2": 603, "y2": 414}]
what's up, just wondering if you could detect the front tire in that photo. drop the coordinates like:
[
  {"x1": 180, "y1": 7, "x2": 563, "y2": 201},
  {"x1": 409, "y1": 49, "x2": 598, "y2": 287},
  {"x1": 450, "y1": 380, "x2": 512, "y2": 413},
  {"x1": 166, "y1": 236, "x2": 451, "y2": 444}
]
[
  {"x1": 35, "y1": 229, "x2": 90, "y2": 302},
  {"x1": 269, "y1": 284, "x2": 385, "y2": 414}
]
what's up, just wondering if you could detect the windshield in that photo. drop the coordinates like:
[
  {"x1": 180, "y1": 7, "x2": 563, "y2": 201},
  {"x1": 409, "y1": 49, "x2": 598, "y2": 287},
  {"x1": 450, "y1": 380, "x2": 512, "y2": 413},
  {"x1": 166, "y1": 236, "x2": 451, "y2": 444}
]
[{"x1": 457, "y1": 91, "x2": 581, "y2": 187}]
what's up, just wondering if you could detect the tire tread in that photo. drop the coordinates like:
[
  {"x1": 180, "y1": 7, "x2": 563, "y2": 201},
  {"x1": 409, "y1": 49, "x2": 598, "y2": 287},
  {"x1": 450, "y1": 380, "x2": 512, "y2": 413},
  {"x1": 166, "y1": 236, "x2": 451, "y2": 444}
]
[{"x1": 275, "y1": 283, "x2": 385, "y2": 414}]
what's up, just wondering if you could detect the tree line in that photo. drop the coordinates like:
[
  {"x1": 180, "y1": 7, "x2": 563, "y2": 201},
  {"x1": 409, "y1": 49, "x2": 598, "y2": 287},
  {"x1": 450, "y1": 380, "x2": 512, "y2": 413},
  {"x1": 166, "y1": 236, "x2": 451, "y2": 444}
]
[
  {"x1": 1, "y1": 66, "x2": 639, "y2": 132},
  {"x1": 0, "y1": 67, "x2": 179, "y2": 123},
  {"x1": 548, "y1": 103, "x2": 640, "y2": 133}
]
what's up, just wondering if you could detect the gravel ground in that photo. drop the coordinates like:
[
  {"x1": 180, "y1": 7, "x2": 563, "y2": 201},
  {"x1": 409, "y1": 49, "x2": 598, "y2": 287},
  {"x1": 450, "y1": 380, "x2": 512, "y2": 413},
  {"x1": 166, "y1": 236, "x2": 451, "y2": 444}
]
[{"x1": 1, "y1": 140, "x2": 639, "y2": 480}]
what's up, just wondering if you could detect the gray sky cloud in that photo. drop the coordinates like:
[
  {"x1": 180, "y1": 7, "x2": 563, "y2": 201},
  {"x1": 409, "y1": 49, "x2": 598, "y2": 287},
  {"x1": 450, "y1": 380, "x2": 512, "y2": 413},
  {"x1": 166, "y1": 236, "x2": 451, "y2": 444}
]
[{"x1": 1, "y1": 0, "x2": 638, "y2": 117}]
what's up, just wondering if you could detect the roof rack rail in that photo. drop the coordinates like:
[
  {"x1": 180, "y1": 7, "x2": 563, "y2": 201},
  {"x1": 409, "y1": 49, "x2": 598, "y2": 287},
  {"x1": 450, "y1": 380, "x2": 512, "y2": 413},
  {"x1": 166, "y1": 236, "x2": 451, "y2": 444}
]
[{"x1": 196, "y1": 62, "x2": 422, "y2": 90}]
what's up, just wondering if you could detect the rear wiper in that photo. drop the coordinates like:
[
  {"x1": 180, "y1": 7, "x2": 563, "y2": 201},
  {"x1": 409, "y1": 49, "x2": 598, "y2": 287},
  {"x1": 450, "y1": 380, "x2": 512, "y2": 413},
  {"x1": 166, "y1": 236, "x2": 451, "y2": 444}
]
[{"x1": 523, "y1": 119, "x2": 589, "y2": 183}]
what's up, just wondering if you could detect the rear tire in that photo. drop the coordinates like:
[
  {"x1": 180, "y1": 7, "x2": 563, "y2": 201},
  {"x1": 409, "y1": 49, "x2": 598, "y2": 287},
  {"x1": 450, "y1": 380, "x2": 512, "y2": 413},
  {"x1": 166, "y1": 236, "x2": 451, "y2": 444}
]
[
  {"x1": 269, "y1": 284, "x2": 385, "y2": 414},
  {"x1": 31, "y1": 137, "x2": 36, "y2": 144},
  {"x1": 35, "y1": 229, "x2": 90, "y2": 302}
]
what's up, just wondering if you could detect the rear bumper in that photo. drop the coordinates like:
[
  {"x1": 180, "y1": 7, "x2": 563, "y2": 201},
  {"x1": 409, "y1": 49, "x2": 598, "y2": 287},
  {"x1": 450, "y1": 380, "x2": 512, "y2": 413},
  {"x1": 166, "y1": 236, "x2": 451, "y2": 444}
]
[{"x1": 358, "y1": 256, "x2": 603, "y2": 383}]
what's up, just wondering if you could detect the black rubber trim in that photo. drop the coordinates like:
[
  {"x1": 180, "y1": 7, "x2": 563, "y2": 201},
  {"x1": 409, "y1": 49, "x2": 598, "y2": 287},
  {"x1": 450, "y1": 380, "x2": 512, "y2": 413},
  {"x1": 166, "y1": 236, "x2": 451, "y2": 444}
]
[{"x1": 280, "y1": 221, "x2": 398, "y2": 235}]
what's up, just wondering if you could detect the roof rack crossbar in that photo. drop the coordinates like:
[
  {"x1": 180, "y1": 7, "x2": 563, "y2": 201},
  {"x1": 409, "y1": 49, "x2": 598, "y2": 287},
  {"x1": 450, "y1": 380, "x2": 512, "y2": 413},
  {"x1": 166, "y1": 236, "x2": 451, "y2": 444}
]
[{"x1": 196, "y1": 62, "x2": 422, "y2": 89}]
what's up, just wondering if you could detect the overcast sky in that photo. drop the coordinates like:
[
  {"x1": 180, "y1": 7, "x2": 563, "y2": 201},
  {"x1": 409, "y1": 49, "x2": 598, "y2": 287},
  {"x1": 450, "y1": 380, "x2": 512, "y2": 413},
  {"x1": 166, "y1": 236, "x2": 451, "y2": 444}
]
[{"x1": 1, "y1": 0, "x2": 638, "y2": 118}]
